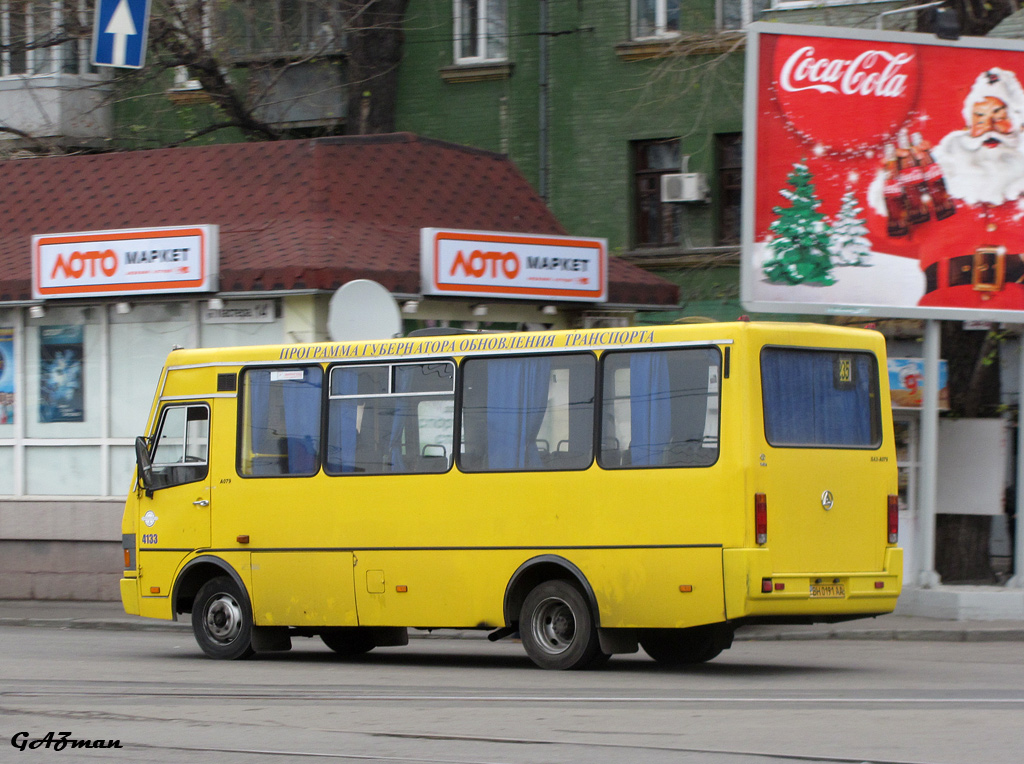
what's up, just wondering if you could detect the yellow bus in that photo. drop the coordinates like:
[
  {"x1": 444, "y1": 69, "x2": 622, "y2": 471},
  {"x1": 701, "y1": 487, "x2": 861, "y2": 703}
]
[{"x1": 120, "y1": 321, "x2": 902, "y2": 669}]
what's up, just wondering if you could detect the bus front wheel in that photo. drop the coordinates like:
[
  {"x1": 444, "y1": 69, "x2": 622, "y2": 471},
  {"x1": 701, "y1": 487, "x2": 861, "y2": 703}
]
[
  {"x1": 519, "y1": 580, "x2": 605, "y2": 670},
  {"x1": 191, "y1": 576, "x2": 255, "y2": 660},
  {"x1": 639, "y1": 624, "x2": 733, "y2": 665}
]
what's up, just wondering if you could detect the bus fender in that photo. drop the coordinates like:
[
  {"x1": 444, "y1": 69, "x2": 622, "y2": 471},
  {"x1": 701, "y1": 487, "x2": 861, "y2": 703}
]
[
  {"x1": 172, "y1": 555, "x2": 247, "y2": 618},
  {"x1": 503, "y1": 554, "x2": 602, "y2": 628}
]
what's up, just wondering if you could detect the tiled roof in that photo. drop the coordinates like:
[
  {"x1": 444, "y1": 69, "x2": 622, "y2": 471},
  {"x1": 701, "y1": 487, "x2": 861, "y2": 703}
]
[{"x1": 0, "y1": 133, "x2": 678, "y2": 307}]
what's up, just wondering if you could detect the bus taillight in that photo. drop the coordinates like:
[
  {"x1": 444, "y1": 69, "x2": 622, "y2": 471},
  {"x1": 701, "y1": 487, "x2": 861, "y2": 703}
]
[
  {"x1": 888, "y1": 495, "x2": 899, "y2": 544},
  {"x1": 755, "y1": 493, "x2": 767, "y2": 545}
]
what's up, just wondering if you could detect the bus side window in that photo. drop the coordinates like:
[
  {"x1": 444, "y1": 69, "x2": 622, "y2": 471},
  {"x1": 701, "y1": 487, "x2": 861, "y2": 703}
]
[
  {"x1": 238, "y1": 367, "x2": 323, "y2": 477},
  {"x1": 600, "y1": 348, "x2": 721, "y2": 470},
  {"x1": 149, "y1": 404, "x2": 209, "y2": 488},
  {"x1": 459, "y1": 354, "x2": 595, "y2": 473},
  {"x1": 324, "y1": 362, "x2": 455, "y2": 475}
]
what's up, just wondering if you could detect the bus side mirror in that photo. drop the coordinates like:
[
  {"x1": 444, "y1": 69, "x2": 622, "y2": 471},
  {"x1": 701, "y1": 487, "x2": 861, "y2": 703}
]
[{"x1": 135, "y1": 436, "x2": 155, "y2": 497}]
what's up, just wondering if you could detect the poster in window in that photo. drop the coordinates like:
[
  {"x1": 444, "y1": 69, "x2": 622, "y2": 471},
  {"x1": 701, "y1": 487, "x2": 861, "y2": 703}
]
[
  {"x1": 0, "y1": 327, "x2": 13, "y2": 424},
  {"x1": 39, "y1": 325, "x2": 84, "y2": 423}
]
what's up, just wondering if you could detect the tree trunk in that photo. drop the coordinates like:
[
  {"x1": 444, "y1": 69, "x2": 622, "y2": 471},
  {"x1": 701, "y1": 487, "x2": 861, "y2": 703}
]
[
  {"x1": 343, "y1": 0, "x2": 410, "y2": 135},
  {"x1": 935, "y1": 514, "x2": 995, "y2": 583}
]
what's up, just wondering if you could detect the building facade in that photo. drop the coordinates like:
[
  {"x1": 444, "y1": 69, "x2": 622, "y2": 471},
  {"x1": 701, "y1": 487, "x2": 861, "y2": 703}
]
[{"x1": 0, "y1": 135, "x2": 678, "y2": 599}]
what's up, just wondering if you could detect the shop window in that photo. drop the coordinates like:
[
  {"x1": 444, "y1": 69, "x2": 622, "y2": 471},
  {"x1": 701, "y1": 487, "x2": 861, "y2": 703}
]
[
  {"x1": 454, "y1": 0, "x2": 507, "y2": 64},
  {"x1": 240, "y1": 366, "x2": 323, "y2": 477},
  {"x1": 633, "y1": 138, "x2": 682, "y2": 248},
  {"x1": 600, "y1": 348, "x2": 720, "y2": 469},
  {"x1": 460, "y1": 354, "x2": 594, "y2": 472},
  {"x1": 716, "y1": 132, "x2": 743, "y2": 246},
  {"x1": 325, "y1": 362, "x2": 455, "y2": 475}
]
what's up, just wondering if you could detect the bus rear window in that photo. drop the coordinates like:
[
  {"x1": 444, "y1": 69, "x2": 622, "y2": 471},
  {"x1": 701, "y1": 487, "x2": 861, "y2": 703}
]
[{"x1": 761, "y1": 348, "x2": 881, "y2": 448}]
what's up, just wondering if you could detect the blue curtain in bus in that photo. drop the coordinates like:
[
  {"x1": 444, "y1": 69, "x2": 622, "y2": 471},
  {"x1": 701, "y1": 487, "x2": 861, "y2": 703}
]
[
  {"x1": 761, "y1": 350, "x2": 874, "y2": 447},
  {"x1": 248, "y1": 372, "x2": 272, "y2": 454},
  {"x1": 486, "y1": 357, "x2": 551, "y2": 470},
  {"x1": 281, "y1": 369, "x2": 322, "y2": 473},
  {"x1": 629, "y1": 352, "x2": 672, "y2": 466},
  {"x1": 327, "y1": 370, "x2": 359, "y2": 473}
]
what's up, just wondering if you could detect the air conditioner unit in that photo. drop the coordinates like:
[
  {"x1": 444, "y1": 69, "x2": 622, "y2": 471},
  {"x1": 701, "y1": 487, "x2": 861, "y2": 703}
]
[{"x1": 660, "y1": 172, "x2": 709, "y2": 203}]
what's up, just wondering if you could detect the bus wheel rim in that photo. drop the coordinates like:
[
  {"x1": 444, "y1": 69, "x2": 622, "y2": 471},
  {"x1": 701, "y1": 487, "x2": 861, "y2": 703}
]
[
  {"x1": 204, "y1": 593, "x2": 243, "y2": 644},
  {"x1": 531, "y1": 596, "x2": 576, "y2": 655}
]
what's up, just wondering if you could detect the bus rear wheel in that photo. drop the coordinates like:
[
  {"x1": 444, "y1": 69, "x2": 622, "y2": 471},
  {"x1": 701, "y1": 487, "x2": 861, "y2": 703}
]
[
  {"x1": 639, "y1": 624, "x2": 734, "y2": 665},
  {"x1": 192, "y1": 576, "x2": 255, "y2": 660},
  {"x1": 320, "y1": 628, "x2": 376, "y2": 657},
  {"x1": 519, "y1": 580, "x2": 605, "y2": 670}
]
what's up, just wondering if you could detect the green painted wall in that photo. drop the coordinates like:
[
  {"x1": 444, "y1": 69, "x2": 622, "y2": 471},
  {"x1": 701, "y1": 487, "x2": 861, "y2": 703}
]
[{"x1": 396, "y1": 1, "x2": 745, "y2": 254}]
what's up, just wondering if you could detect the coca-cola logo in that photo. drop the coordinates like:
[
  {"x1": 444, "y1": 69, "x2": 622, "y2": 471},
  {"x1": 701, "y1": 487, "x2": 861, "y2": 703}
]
[
  {"x1": 780, "y1": 46, "x2": 912, "y2": 98},
  {"x1": 772, "y1": 36, "x2": 920, "y2": 155}
]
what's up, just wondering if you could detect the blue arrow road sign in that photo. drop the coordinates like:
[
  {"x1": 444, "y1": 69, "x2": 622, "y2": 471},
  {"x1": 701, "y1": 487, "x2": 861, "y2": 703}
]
[{"x1": 91, "y1": 0, "x2": 151, "y2": 69}]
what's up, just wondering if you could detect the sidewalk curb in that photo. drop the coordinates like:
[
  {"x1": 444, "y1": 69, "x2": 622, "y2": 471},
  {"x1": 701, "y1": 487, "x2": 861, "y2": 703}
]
[{"x1": 3, "y1": 616, "x2": 1023, "y2": 641}]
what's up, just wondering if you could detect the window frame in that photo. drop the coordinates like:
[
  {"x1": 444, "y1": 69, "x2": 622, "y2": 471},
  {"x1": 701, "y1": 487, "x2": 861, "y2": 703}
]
[
  {"x1": 146, "y1": 402, "x2": 211, "y2": 490},
  {"x1": 632, "y1": 0, "x2": 680, "y2": 40},
  {"x1": 453, "y1": 0, "x2": 507, "y2": 65},
  {"x1": 1, "y1": 0, "x2": 91, "y2": 78},
  {"x1": 236, "y1": 364, "x2": 324, "y2": 479},
  {"x1": 760, "y1": 346, "x2": 883, "y2": 450},
  {"x1": 457, "y1": 351, "x2": 597, "y2": 474},
  {"x1": 715, "y1": 132, "x2": 743, "y2": 246},
  {"x1": 324, "y1": 360, "x2": 457, "y2": 477},
  {"x1": 632, "y1": 137, "x2": 683, "y2": 249},
  {"x1": 598, "y1": 345, "x2": 722, "y2": 471}
]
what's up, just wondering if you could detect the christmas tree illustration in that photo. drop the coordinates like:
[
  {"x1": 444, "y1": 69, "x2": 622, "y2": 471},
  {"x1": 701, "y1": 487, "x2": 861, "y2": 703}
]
[
  {"x1": 764, "y1": 162, "x2": 835, "y2": 285},
  {"x1": 829, "y1": 189, "x2": 872, "y2": 266}
]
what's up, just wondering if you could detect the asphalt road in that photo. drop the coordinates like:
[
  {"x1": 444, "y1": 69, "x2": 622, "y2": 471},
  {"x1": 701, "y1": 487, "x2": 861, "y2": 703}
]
[{"x1": 1, "y1": 625, "x2": 1022, "y2": 764}]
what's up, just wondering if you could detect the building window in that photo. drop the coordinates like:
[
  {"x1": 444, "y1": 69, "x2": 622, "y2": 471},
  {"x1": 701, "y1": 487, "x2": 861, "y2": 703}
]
[
  {"x1": 716, "y1": 133, "x2": 742, "y2": 246},
  {"x1": 633, "y1": 0, "x2": 680, "y2": 39},
  {"x1": 218, "y1": 0, "x2": 342, "y2": 59},
  {"x1": 633, "y1": 138, "x2": 682, "y2": 248},
  {"x1": 454, "y1": 0, "x2": 507, "y2": 64},
  {"x1": 2, "y1": 0, "x2": 90, "y2": 77},
  {"x1": 719, "y1": 0, "x2": 771, "y2": 31}
]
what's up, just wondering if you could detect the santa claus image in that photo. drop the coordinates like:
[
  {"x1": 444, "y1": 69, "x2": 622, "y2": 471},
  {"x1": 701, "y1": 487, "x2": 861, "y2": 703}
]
[
  {"x1": 888, "y1": 67, "x2": 1024, "y2": 309},
  {"x1": 933, "y1": 68, "x2": 1024, "y2": 206}
]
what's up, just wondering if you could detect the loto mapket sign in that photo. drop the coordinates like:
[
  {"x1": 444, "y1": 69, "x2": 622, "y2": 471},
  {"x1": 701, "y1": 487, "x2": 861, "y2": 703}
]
[
  {"x1": 32, "y1": 226, "x2": 218, "y2": 299},
  {"x1": 742, "y1": 23, "x2": 1024, "y2": 321},
  {"x1": 421, "y1": 228, "x2": 607, "y2": 303}
]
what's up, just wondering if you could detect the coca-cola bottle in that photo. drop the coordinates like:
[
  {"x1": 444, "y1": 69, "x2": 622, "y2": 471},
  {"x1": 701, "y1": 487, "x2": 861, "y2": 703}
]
[
  {"x1": 883, "y1": 144, "x2": 910, "y2": 238},
  {"x1": 896, "y1": 130, "x2": 930, "y2": 225},
  {"x1": 911, "y1": 132, "x2": 956, "y2": 221}
]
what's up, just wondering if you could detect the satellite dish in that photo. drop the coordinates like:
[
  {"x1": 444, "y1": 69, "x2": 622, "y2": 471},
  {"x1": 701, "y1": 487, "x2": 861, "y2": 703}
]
[{"x1": 327, "y1": 280, "x2": 403, "y2": 342}]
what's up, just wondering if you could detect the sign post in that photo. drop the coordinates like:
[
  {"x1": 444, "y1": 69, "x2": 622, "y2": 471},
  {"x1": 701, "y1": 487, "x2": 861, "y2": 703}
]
[{"x1": 92, "y1": 0, "x2": 151, "y2": 69}]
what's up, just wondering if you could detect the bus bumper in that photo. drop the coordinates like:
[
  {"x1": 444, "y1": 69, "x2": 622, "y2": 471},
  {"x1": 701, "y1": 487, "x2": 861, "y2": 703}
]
[
  {"x1": 723, "y1": 547, "x2": 903, "y2": 620},
  {"x1": 120, "y1": 577, "x2": 140, "y2": 616}
]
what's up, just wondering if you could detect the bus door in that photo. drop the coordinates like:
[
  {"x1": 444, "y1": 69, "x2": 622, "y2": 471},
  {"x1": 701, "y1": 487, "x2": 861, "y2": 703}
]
[
  {"x1": 757, "y1": 347, "x2": 893, "y2": 575},
  {"x1": 137, "y1": 402, "x2": 213, "y2": 598}
]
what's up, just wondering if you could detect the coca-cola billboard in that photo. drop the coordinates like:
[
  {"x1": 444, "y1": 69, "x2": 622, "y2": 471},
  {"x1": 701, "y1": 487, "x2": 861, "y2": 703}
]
[{"x1": 742, "y1": 23, "x2": 1024, "y2": 320}]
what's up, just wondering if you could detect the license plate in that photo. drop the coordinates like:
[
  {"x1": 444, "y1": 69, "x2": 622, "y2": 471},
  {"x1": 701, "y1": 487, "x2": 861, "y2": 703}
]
[{"x1": 809, "y1": 583, "x2": 845, "y2": 598}]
